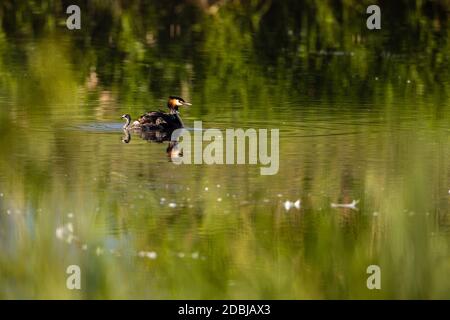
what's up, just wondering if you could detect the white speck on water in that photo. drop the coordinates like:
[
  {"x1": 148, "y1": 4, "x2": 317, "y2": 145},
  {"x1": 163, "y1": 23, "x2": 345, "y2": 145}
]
[
  {"x1": 425, "y1": 212, "x2": 430, "y2": 216},
  {"x1": 178, "y1": 252, "x2": 185, "y2": 258},
  {"x1": 55, "y1": 227, "x2": 64, "y2": 239},
  {"x1": 217, "y1": 198, "x2": 222, "y2": 202},
  {"x1": 188, "y1": 204, "x2": 194, "y2": 208},
  {"x1": 0, "y1": 193, "x2": 3, "y2": 197},
  {"x1": 139, "y1": 195, "x2": 144, "y2": 199},
  {"x1": 373, "y1": 211, "x2": 379, "y2": 216},
  {"x1": 331, "y1": 199, "x2": 359, "y2": 210},
  {"x1": 82, "y1": 244, "x2": 88, "y2": 250},
  {"x1": 284, "y1": 201, "x2": 291, "y2": 211},
  {"x1": 409, "y1": 211, "x2": 415, "y2": 216},
  {"x1": 284, "y1": 199, "x2": 301, "y2": 211},
  {"x1": 277, "y1": 194, "x2": 283, "y2": 198},
  {"x1": 216, "y1": 184, "x2": 221, "y2": 188},
  {"x1": 263, "y1": 199, "x2": 269, "y2": 203},
  {"x1": 168, "y1": 202, "x2": 177, "y2": 208},
  {"x1": 191, "y1": 252, "x2": 199, "y2": 259},
  {"x1": 138, "y1": 251, "x2": 156, "y2": 259},
  {"x1": 160, "y1": 197, "x2": 166, "y2": 204},
  {"x1": 67, "y1": 213, "x2": 74, "y2": 218},
  {"x1": 53, "y1": 221, "x2": 78, "y2": 245},
  {"x1": 204, "y1": 187, "x2": 209, "y2": 191},
  {"x1": 407, "y1": 79, "x2": 411, "y2": 84},
  {"x1": 96, "y1": 247, "x2": 104, "y2": 256},
  {"x1": 375, "y1": 77, "x2": 379, "y2": 80}
]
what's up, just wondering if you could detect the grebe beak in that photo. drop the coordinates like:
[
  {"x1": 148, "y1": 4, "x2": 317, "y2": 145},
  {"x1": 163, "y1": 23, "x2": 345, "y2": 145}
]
[{"x1": 181, "y1": 101, "x2": 192, "y2": 106}]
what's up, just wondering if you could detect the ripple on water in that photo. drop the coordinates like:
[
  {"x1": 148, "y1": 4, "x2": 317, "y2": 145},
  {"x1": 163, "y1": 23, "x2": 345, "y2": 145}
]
[{"x1": 73, "y1": 122, "x2": 125, "y2": 132}]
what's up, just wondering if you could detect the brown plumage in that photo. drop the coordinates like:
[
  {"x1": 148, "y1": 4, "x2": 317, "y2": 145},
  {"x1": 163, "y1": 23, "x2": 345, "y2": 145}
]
[{"x1": 122, "y1": 96, "x2": 191, "y2": 131}]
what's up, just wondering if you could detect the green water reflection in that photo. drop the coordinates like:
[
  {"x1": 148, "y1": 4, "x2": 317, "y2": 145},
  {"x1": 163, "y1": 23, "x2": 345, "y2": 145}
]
[{"x1": 0, "y1": 1, "x2": 449, "y2": 299}]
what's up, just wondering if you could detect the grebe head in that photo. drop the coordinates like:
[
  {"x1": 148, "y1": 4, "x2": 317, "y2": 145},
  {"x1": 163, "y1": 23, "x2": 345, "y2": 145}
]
[
  {"x1": 167, "y1": 96, "x2": 191, "y2": 113},
  {"x1": 121, "y1": 114, "x2": 131, "y2": 128}
]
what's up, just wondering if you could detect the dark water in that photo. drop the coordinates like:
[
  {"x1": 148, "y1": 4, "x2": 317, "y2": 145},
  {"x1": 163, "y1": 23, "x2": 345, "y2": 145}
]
[{"x1": 0, "y1": 1, "x2": 449, "y2": 299}]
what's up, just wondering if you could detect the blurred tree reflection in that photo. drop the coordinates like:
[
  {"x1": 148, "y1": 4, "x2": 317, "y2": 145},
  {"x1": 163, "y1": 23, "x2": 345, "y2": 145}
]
[{"x1": 0, "y1": 0, "x2": 447, "y2": 114}]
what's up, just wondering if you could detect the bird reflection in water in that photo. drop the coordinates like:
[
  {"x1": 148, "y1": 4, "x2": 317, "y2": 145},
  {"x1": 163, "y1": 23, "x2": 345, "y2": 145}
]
[{"x1": 121, "y1": 128, "x2": 183, "y2": 161}]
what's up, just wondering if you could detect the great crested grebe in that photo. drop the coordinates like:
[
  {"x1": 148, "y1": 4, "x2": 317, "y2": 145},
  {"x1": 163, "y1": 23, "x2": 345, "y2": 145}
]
[{"x1": 121, "y1": 96, "x2": 191, "y2": 131}]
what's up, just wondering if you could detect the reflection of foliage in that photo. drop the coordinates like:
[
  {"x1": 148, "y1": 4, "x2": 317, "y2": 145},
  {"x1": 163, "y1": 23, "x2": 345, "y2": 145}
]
[{"x1": 0, "y1": 0, "x2": 448, "y2": 112}]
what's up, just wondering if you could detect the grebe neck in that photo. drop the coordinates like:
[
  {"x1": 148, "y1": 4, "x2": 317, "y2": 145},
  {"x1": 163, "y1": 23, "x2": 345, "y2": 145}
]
[
  {"x1": 174, "y1": 112, "x2": 184, "y2": 128},
  {"x1": 123, "y1": 116, "x2": 131, "y2": 129}
]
